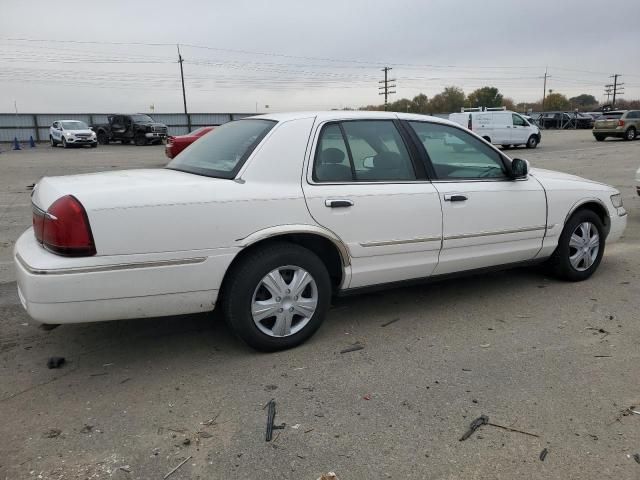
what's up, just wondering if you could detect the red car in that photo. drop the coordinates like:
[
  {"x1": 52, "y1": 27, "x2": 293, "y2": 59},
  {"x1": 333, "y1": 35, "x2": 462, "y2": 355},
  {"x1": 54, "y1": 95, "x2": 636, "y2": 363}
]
[{"x1": 165, "y1": 126, "x2": 215, "y2": 159}]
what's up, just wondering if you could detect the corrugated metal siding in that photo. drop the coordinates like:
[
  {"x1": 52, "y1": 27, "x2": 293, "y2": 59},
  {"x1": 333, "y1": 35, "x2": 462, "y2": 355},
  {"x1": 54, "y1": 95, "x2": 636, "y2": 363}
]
[{"x1": 0, "y1": 113, "x2": 247, "y2": 141}]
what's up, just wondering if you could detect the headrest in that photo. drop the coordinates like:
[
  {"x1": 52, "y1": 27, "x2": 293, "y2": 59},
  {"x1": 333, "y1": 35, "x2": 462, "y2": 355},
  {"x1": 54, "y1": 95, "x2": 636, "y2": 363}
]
[
  {"x1": 373, "y1": 151, "x2": 403, "y2": 169},
  {"x1": 320, "y1": 148, "x2": 345, "y2": 164}
]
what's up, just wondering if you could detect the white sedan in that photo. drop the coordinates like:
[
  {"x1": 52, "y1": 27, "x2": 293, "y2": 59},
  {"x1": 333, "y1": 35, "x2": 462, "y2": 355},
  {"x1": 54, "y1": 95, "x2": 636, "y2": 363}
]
[
  {"x1": 15, "y1": 112, "x2": 627, "y2": 350},
  {"x1": 49, "y1": 120, "x2": 97, "y2": 148}
]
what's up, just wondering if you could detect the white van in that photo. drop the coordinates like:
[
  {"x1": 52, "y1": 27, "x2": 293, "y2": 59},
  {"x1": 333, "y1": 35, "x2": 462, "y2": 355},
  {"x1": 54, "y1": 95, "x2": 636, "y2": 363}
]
[{"x1": 449, "y1": 110, "x2": 541, "y2": 149}]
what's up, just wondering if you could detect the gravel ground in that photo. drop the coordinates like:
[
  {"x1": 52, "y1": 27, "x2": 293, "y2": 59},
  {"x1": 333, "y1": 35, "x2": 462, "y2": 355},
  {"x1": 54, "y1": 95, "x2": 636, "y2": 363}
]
[{"x1": 0, "y1": 130, "x2": 639, "y2": 480}]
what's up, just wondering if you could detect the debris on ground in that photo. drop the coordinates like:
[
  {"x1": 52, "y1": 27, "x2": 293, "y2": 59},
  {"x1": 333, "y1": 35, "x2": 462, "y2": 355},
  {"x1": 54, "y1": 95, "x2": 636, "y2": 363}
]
[
  {"x1": 340, "y1": 344, "x2": 364, "y2": 354},
  {"x1": 540, "y1": 448, "x2": 549, "y2": 461},
  {"x1": 46, "y1": 357, "x2": 65, "y2": 369},
  {"x1": 265, "y1": 400, "x2": 285, "y2": 442},
  {"x1": 265, "y1": 384, "x2": 278, "y2": 391},
  {"x1": 479, "y1": 344, "x2": 491, "y2": 348},
  {"x1": 163, "y1": 455, "x2": 191, "y2": 480},
  {"x1": 118, "y1": 465, "x2": 132, "y2": 473},
  {"x1": 80, "y1": 424, "x2": 94, "y2": 434},
  {"x1": 487, "y1": 421, "x2": 539, "y2": 438},
  {"x1": 633, "y1": 453, "x2": 640, "y2": 464},
  {"x1": 182, "y1": 438, "x2": 191, "y2": 446},
  {"x1": 381, "y1": 318, "x2": 400, "y2": 327},
  {"x1": 200, "y1": 412, "x2": 221, "y2": 426},
  {"x1": 459, "y1": 415, "x2": 488, "y2": 441},
  {"x1": 43, "y1": 428, "x2": 62, "y2": 438},
  {"x1": 317, "y1": 473, "x2": 339, "y2": 480},
  {"x1": 362, "y1": 394, "x2": 372, "y2": 401},
  {"x1": 197, "y1": 431, "x2": 213, "y2": 439}
]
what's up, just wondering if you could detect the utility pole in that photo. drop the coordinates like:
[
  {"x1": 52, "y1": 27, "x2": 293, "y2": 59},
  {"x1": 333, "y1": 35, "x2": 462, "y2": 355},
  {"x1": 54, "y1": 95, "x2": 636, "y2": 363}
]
[
  {"x1": 609, "y1": 74, "x2": 624, "y2": 108},
  {"x1": 541, "y1": 67, "x2": 549, "y2": 111},
  {"x1": 603, "y1": 84, "x2": 613, "y2": 104},
  {"x1": 177, "y1": 44, "x2": 191, "y2": 130},
  {"x1": 378, "y1": 67, "x2": 396, "y2": 111}
]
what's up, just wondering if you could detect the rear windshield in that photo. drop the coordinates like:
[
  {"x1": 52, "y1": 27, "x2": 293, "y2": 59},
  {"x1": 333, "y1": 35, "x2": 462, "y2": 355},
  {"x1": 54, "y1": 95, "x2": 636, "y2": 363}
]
[
  {"x1": 601, "y1": 112, "x2": 623, "y2": 119},
  {"x1": 167, "y1": 119, "x2": 275, "y2": 178}
]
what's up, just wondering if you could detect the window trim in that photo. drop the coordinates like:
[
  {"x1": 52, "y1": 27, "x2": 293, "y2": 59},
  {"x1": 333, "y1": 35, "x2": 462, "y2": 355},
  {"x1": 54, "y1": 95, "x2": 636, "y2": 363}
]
[
  {"x1": 310, "y1": 119, "x2": 424, "y2": 184},
  {"x1": 404, "y1": 119, "x2": 514, "y2": 183}
]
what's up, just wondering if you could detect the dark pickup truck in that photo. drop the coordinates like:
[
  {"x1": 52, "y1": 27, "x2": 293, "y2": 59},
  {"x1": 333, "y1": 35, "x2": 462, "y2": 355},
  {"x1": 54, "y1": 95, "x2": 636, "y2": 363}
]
[{"x1": 92, "y1": 114, "x2": 168, "y2": 146}]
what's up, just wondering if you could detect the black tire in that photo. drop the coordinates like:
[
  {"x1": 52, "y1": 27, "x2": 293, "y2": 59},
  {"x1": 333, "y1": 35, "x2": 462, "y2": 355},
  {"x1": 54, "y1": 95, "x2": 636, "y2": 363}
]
[
  {"x1": 97, "y1": 132, "x2": 109, "y2": 145},
  {"x1": 49, "y1": 136, "x2": 57, "y2": 147},
  {"x1": 61, "y1": 137, "x2": 68, "y2": 149},
  {"x1": 548, "y1": 209, "x2": 605, "y2": 282},
  {"x1": 134, "y1": 134, "x2": 147, "y2": 146},
  {"x1": 501, "y1": 145, "x2": 512, "y2": 150},
  {"x1": 526, "y1": 135, "x2": 538, "y2": 149},
  {"x1": 594, "y1": 134, "x2": 605, "y2": 142},
  {"x1": 121, "y1": 139, "x2": 131, "y2": 145},
  {"x1": 90, "y1": 143, "x2": 97, "y2": 148},
  {"x1": 625, "y1": 127, "x2": 636, "y2": 141},
  {"x1": 221, "y1": 243, "x2": 332, "y2": 351}
]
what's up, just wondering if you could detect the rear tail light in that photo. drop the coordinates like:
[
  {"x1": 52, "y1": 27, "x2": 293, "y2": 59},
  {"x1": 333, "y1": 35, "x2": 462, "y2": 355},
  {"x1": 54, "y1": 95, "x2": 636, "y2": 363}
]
[
  {"x1": 468, "y1": 114, "x2": 472, "y2": 130},
  {"x1": 618, "y1": 120, "x2": 625, "y2": 127},
  {"x1": 167, "y1": 136, "x2": 174, "y2": 144},
  {"x1": 32, "y1": 195, "x2": 96, "y2": 256}
]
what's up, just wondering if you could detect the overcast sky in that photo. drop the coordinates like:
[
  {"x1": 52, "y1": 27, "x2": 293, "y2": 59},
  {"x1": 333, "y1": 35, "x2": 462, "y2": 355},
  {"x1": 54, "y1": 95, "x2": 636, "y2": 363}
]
[{"x1": 1, "y1": 0, "x2": 639, "y2": 113}]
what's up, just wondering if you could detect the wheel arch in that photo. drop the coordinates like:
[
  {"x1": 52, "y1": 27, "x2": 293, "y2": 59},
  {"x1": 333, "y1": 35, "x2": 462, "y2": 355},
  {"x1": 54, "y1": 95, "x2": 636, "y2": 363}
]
[
  {"x1": 564, "y1": 199, "x2": 611, "y2": 236},
  {"x1": 219, "y1": 225, "x2": 350, "y2": 300}
]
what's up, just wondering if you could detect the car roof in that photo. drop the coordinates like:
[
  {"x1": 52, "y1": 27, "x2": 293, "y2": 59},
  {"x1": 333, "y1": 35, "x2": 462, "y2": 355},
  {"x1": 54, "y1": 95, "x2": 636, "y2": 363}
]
[{"x1": 250, "y1": 110, "x2": 458, "y2": 127}]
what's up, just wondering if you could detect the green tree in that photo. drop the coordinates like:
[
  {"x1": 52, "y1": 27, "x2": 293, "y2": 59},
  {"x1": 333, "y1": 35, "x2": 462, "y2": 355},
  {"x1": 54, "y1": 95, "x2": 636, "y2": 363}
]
[
  {"x1": 411, "y1": 93, "x2": 429, "y2": 113},
  {"x1": 466, "y1": 86, "x2": 503, "y2": 108},
  {"x1": 501, "y1": 97, "x2": 515, "y2": 110},
  {"x1": 569, "y1": 94, "x2": 598, "y2": 109},
  {"x1": 543, "y1": 92, "x2": 571, "y2": 111},
  {"x1": 428, "y1": 86, "x2": 466, "y2": 113}
]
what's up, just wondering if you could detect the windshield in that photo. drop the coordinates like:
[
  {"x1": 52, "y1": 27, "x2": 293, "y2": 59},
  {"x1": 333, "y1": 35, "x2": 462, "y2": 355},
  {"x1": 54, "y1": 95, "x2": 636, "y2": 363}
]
[
  {"x1": 601, "y1": 112, "x2": 623, "y2": 119},
  {"x1": 60, "y1": 120, "x2": 88, "y2": 130},
  {"x1": 167, "y1": 119, "x2": 276, "y2": 178},
  {"x1": 130, "y1": 114, "x2": 155, "y2": 123}
]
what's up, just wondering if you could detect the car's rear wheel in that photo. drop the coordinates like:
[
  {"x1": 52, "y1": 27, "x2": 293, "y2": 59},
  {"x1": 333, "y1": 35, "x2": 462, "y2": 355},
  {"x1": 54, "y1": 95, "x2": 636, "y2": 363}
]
[
  {"x1": 97, "y1": 132, "x2": 108, "y2": 145},
  {"x1": 526, "y1": 135, "x2": 538, "y2": 149},
  {"x1": 121, "y1": 139, "x2": 131, "y2": 144},
  {"x1": 221, "y1": 243, "x2": 331, "y2": 351},
  {"x1": 548, "y1": 209, "x2": 605, "y2": 281},
  {"x1": 134, "y1": 134, "x2": 147, "y2": 146},
  {"x1": 594, "y1": 134, "x2": 605, "y2": 142},
  {"x1": 625, "y1": 127, "x2": 636, "y2": 141}
]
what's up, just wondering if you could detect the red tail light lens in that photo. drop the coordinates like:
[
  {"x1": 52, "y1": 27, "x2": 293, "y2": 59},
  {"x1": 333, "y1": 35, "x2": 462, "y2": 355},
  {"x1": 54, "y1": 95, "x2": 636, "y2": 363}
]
[
  {"x1": 618, "y1": 120, "x2": 625, "y2": 127},
  {"x1": 33, "y1": 195, "x2": 96, "y2": 256},
  {"x1": 167, "y1": 136, "x2": 174, "y2": 144}
]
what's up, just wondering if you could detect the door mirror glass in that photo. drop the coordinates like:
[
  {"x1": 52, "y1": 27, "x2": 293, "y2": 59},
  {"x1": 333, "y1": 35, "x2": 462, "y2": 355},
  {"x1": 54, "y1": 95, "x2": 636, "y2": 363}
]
[{"x1": 510, "y1": 158, "x2": 528, "y2": 178}]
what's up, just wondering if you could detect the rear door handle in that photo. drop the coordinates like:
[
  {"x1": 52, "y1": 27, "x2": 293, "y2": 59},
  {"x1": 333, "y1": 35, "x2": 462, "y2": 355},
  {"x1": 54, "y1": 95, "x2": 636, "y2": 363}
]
[
  {"x1": 325, "y1": 199, "x2": 354, "y2": 208},
  {"x1": 444, "y1": 194, "x2": 468, "y2": 202}
]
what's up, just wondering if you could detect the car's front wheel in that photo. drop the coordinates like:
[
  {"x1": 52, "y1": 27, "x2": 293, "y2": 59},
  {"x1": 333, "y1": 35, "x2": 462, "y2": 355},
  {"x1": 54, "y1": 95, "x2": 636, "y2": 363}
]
[
  {"x1": 548, "y1": 209, "x2": 605, "y2": 281},
  {"x1": 134, "y1": 134, "x2": 147, "y2": 146},
  {"x1": 61, "y1": 137, "x2": 68, "y2": 148},
  {"x1": 526, "y1": 135, "x2": 539, "y2": 149},
  {"x1": 49, "y1": 136, "x2": 57, "y2": 147},
  {"x1": 594, "y1": 134, "x2": 605, "y2": 142},
  {"x1": 97, "y1": 132, "x2": 108, "y2": 145},
  {"x1": 222, "y1": 243, "x2": 331, "y2": 351}
]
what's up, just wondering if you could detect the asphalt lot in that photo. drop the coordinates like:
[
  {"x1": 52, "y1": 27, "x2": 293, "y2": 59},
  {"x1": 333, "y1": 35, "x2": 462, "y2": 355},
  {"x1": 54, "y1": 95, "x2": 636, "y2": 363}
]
[{"x1": 0, "y1": 130, "x2": 639, "y2": 479}]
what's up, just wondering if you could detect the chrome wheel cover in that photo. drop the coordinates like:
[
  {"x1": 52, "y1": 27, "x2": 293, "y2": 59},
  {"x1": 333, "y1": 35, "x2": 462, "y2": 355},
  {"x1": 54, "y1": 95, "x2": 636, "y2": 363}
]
[
  {"x1": 568, "y1": 221, "x2": 600, "y2": 271},
  {"x1": 251, "y1": 265, "x2": 318, "y2": 337}
]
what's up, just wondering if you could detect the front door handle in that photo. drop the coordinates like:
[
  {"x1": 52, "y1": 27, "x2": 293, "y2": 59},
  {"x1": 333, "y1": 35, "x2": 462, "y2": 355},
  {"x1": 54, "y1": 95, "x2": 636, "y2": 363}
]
[
  {"x1": 444, "y1": 194, "x2": 468, "y2": 202},
  {"x1": 325, "y1": 199, "x2": 354, "y2": 208}
]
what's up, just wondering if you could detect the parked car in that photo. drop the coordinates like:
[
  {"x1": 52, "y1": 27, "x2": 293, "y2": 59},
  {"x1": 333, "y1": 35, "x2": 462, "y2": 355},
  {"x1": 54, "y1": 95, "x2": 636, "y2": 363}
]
[
  {"x1": 539, "y1": 112, "x2": 592, "y2": 129},
  {"x1": 165, "y1": 126, "x2": 216, "y2": 159},
  {"x1": 15, "y1": 112, "x2": 627, "y2": 351},
  {"x1": 92, "y1": 114, "x2": 168, "y2": 146},
  {"x1": 448, "y1": 110, "x2": 541, "y2": 149},
  {"x1": 49, "y1": 120, "x2": 97, "y2": 148},
  {"x1": 593, "y1": 110, "x2": 640, "y2": 141}
]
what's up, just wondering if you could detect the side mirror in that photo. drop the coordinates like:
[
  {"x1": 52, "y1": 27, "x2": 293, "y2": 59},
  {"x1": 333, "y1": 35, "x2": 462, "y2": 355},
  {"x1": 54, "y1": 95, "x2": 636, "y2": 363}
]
[{"x1": 510, "y1": 158, "x2": 529, "y2": 179}]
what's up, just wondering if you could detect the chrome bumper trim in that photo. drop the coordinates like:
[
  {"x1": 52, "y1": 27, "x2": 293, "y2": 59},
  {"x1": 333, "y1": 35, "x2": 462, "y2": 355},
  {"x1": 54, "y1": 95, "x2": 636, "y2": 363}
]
[{"x1": 15, "y1": 253, "x2": 206, "y2": 276}]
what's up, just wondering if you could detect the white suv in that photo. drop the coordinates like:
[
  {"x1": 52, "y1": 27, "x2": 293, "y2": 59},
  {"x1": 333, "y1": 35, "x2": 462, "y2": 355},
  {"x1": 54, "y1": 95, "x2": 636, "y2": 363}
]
[
  {"x1": 16, "y1": 112, "x2": 626, "y2": 350},
  {"x1": 49, "y1": 120, "x2": 97, "y2": 148}
]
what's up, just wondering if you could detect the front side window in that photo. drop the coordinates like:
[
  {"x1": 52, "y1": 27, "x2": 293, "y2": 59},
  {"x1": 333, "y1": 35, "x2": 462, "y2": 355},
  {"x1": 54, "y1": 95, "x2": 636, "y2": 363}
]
[
  {"x1": 313, "y1": 120, "x2": 416, "y2": 182},
  {"x1": 409, "y1": 122, "x2": 507, "y2": 180},
  {"x1": 130, "y1": 114, "x2": 154, "y2": 123},
  {"x1": 512, "y1": 114, "x2": 527, "y2": 126},
  {"x1": 167, "y1": 119, "x2": 275, "y2": 179}
]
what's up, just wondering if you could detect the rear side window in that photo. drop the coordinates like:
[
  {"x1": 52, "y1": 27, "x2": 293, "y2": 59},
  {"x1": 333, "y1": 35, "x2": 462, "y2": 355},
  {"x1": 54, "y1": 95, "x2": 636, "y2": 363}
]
[
  {"x1": 167, "y1": 119, "x2": 275, "y2": 179},
  {"x1": 409, "y1": 122, "x2": 507, "y2": 180},
  {"x1": 602, "y1": 112, "x2": 623, "y2": 119},
  {"x1": 313, "y1": 120, "x2": 416, "y2": 182},
  {"x1": 627, "y1": 111, "x2": 639, "y2": 119}
]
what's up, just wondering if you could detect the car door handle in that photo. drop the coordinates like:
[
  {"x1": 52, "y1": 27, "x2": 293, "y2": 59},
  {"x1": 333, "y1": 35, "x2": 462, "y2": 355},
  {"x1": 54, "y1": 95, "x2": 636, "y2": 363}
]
[
  {"x1": 325, "y1": 199, "x2": 354, "y2": 208},
  {"x1": 444, "y1": 194, "x2": 468, "y2": 202}
]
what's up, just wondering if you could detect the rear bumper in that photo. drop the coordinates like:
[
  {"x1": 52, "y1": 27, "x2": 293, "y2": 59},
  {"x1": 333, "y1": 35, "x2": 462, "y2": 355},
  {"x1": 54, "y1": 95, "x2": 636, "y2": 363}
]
[
  {"x1": 593, "y1": 128, "x2": 624, "y2": 136},
  {"x1": 13, "y1": 230, "x2": 236, "y2": 324}
]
